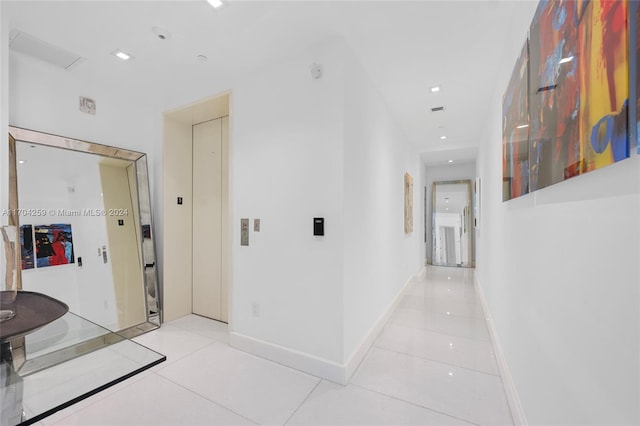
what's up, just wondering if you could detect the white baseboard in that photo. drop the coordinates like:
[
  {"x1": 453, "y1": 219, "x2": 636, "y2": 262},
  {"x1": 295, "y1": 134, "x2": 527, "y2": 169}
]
[
  {"x1": 474, "y1": 275, "x2": 528, "y2": 426},
  {"x1": 229, "y1": 332, "x2": 346, "y2": 383},
  {"x1": 343, "y1": 269, "x2": 421, "y2": 382},
  {"x1": 230, "y1": 268, "x2": 424, "y2": 385}
]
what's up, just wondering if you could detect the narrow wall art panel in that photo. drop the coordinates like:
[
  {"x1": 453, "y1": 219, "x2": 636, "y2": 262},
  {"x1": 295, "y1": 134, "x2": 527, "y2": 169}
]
[
  {"x1": 502, "y1": 39, "x2": 530, "y2": 201},
  {"x1": 528, "y1": 0, "x2": 629, "y2": 192},
  {"x1": 404, "y1": 172, "x2": 413, "y2": 234}
]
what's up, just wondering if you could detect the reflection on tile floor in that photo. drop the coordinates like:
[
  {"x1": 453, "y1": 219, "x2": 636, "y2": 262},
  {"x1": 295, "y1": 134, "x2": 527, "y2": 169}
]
[{"x1": 42, "y1": 266, "x2": 512, "y2": 425}]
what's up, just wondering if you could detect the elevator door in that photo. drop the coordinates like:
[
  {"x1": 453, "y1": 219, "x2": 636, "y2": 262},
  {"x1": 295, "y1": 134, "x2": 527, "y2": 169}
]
[{"x1": 192, "y1": 118, "x2": 227, "y2": 322}]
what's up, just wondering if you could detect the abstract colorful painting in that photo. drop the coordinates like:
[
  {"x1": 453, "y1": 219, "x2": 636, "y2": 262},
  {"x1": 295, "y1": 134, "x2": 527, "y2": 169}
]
[
  {"x1": 34, "y1": 224, "x2": 74, "y2": 268},
  {"x1": 20, "y1": 225, "x2": 34, "y2": 270},
  {"x1": 528, "y1": 0, "x2": 629, "y2": 192},
  {"x1": 502, "y1": 39, "x2": 530, "y2": 201}
]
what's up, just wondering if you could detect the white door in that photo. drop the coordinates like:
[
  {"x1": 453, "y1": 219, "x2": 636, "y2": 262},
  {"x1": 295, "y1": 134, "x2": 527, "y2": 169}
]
[{"x1": 192, "y1": 118, "x2": 228, "y2": 322}]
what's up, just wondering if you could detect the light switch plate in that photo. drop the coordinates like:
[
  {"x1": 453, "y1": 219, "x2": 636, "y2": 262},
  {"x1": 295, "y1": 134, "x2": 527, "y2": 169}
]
[{"x1": 241, "y1": 218, "x2": 249, "y2": 246}]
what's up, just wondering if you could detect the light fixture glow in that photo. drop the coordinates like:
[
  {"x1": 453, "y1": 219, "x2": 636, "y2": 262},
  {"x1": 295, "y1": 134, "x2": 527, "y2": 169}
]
[
  {"x1": 18, "y1": 160, "x2": 25, "y2": 164},
  {"x1": 207, "y1": 0, "x2": 224, "y2": 8},
  {"x1": 112, "y1": 50, "x2": 132, "y2": 61},
  {"x1": 430, "y1": 86, "x2": 441, "y2": 93},
  {"x1": 448, "y1": 160, "x2": 453, "y2": 163},
  {"x1": 440, "y1": 136, "x2": 447, "y2": 140},
  {"x1": 448, "y1": 372, "x2": 454, "y2": 377},
  {"x1": 559, "y1": 56, "x2": 574, "y2": 64},
  {"x1": 516, "y1": 124, "x2": 529, "y2": 129}
]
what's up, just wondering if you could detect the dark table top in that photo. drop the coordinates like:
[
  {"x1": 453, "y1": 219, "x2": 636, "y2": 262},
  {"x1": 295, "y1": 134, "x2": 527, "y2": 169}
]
[{"x1": 0, "y1": 291, "x2": 68, "y2": 342}]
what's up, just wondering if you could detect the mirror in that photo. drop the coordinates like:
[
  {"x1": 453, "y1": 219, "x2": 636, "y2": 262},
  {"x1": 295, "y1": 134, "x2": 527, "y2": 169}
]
[
  {"x1": 8, "y1": 126, "x2": 160, "y2": 336},
  {"x1": 432, "y1": 180, "x2": 473, "y2": 268}
]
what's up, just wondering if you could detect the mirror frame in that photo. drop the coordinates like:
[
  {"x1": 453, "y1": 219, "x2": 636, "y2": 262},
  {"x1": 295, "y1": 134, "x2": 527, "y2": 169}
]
[
  {"x1": 431, "y1": 179, "x2": 473, "y2": 268},
  {"x1": 8, "y1": 126, "x2": 161, "y2": 337}
]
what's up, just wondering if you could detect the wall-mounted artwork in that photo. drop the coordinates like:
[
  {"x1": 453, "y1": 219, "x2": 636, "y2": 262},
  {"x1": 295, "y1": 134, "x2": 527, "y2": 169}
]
[
  {"x1": 20, "y1": 224, "x2": 34, "y2": 270},
  {"x1": 404, "y1": 172, "x2": 413, "y2": 234},
  {"x1": 528, "y1": 0, "x2": 628, "y2": 192},
  {"x1": 502, "y1": 39, "x2": 530, "y2": 201},
  {"x1": 503, "y1": 0, "x2": 631, "y2": 200},
  {"x1": 34, "y1": 224, "x2": 74, "y2": 268}
]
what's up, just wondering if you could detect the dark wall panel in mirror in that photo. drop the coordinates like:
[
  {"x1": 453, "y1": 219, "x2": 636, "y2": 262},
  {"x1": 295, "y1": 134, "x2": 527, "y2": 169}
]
[{"x1": 8, "y1": 127, "x2": 160, "y2": 335}]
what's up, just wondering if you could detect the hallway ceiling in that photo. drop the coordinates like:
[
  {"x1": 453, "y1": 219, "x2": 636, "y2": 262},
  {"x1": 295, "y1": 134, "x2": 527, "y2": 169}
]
[{"x1": 4, "y1": 0, "x2": 537, "y2": 166}]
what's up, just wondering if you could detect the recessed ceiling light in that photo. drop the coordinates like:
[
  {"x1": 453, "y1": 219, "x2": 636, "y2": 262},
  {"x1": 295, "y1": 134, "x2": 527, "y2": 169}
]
[
  {"x1": 440, "y1": 135, "x2": 447, "y2": 140},
  {"x1": 18, "y1": 160, "x2": 25, "y2": 164},
  {"x1": 430, "y1": 86, "x2": 441, "y2": 93},
  {"x1": 448, "y1": 160, "x2": 453, "y2": 163},
  {"x1": 207, "y1": 0, "x2": 225, "y2": 8},
  {"x1": 111, "y1": 49, "x2": 132, "y2": 61},
  {"x1": 559, "y1": 56, "x2": 574, "y2": 64}
]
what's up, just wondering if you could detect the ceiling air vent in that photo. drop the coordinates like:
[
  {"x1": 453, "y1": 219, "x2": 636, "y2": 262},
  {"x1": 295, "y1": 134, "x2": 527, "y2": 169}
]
[
  {"x1": 9, "y1": 30, "x2": 85, "y2": 71},
  {"x1": 431, "y1": 106, "x2": 445, "y2": 112}
]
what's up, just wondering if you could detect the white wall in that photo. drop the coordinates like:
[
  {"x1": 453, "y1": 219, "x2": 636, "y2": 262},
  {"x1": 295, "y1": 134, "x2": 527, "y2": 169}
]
[
  {"x1": 7, "y1": 50, "x2": 164, "y2": 282},
  {"x1": 424, "y1": 162, "x2": 476, "y2": 263},
  {"x1": 229, "y1": 39, "x2": 425, "y2": 382},
  {"x1": 476, "y1": 2, "x2": 640, "y2": 424},
  {"x1": 342, "y1": 46, "x2": 423, "y2": 364},
  {"x1": 7, "y1": 50, "x2": 163, "y2": 329},
  {"x1": 230, "y1": 39, "x2": 346, "y2": 365},
  {"x1": 16, "y1": 147, "x2": 117, "y2": 328}
]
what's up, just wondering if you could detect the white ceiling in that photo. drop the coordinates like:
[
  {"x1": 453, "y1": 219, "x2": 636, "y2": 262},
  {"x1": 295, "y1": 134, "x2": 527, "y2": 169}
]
[
  {"x1": 4, "y1": 0, "x2": 536, "y2": 165},
  {"x1": 433, "y1": 182, "x2": 469, "y2": 214}
]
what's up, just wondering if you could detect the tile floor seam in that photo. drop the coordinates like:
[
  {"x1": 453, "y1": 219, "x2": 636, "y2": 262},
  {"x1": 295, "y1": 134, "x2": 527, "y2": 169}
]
[
  {"x1": 282, "y1": 379, "x2": 322, "y2": 425},
  {"x1": 386, "y1": 320, "x2": 491, "y2": 343},
  {"x1": 45, "y1": 371, "x2": 157, "y2": 426},
  {"x1": 150, "y1": 340, "x2": 219, "y2": 373},
  {"x1": 146, "y1": 324, "x2": 222, "y2": 342},
  {"x1": 348, "y1": 382, "x2": 482, "y2": 426},
  {"x1": 157, "y1": 373, "x2": 261, "y2": 425},
  {"x1": 397, "y1": 304, "x2": 484, "y2": 320},
  {"x1": 381, "y1": 321, "x2": 494, "y2": 345},
  {"x1": 371, "y1": 343, "x2": 500, "y2": 377}
]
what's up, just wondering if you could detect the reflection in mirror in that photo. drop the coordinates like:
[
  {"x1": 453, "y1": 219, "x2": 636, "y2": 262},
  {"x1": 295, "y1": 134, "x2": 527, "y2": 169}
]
[
  {"x1": 9, "y1": 127, "x2": 160, "y2": 336},
  {"x1": 432, "y1": 180, "x2": 473, "y2": 268}
]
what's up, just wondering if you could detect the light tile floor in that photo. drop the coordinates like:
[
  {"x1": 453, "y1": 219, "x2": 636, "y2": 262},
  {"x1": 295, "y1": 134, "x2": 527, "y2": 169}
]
[{"x1": 36, "y1": 266, "x2": 513, "y2": 425}]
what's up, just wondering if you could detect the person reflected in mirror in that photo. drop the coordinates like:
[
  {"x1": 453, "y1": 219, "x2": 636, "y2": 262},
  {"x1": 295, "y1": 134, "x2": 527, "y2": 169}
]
[{"x1": 49, "y1": 230, "x2": 69, "y2": 266}]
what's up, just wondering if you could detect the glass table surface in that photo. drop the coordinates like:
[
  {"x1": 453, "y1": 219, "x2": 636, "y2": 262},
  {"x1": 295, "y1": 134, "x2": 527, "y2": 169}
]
[{"x1": 1, "y1": 311, "x2": 165, "y2": 426}]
